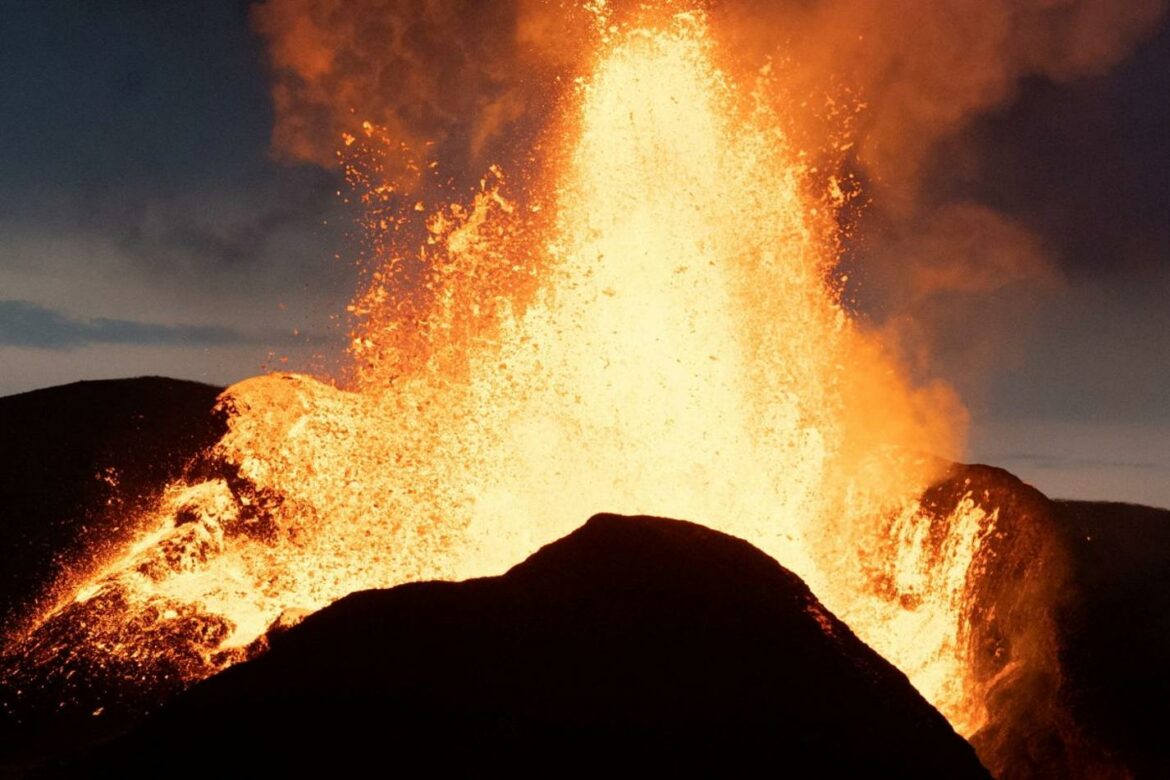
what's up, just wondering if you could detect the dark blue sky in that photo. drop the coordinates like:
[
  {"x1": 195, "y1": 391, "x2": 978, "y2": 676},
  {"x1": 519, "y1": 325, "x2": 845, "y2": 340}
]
[
  {"x1": 0, "y1": 0, "x2": 351, "y2": 387},
  {"x1": 1, "y1": 2, "x2": 268, "y2": 191},
  {"x1": 0, "y1": 1, "x2": 1166, "y2": 505},
  {"x1": 930, "y1": 23, "x2": 1170, "y2": 505}
]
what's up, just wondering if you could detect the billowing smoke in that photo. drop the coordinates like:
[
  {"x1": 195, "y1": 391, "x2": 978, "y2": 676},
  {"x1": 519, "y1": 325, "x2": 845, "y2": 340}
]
[
  {"x1": 250, "y1": 0, "x2": 1166, "y2": 403},
  {"x1": 250, "y1": 0, "x2": 584, "y2": 183},
  {"x1": 708, "y1": 0, "x2": 1166, "y2": 397},
  {"x1": 717, "y1": 0, "x2": 1166, "y2": 199},
  {"x1": 864, "y1": 203, "x2": 1063, "y2": 392},
  {"x1": 250, "y1": 0, "x2": 1168, "y2": 193}
]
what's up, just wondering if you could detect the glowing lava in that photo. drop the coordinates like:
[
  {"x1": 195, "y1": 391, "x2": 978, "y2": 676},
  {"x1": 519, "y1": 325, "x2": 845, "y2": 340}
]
[{"x1": 6, "y1": 7, "x2": 996, "y2": 741}]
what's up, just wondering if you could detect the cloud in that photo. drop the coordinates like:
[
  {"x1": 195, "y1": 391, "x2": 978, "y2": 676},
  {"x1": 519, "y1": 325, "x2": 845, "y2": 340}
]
[
  {"x1": 93, "y1": 166, "x2": 343, "y2": 275},
  {"x1": 0, "y1": 168, "x2": 352, "y2": 347},
  {"x1": 0, "y1": 299, "x2": 248, "y2": 351},
  {"x1": 994, "y1": 452, "x2": 1169, "y2": 472},
  {"x1": 969, "y1": 417, "x2": 1170, "y2": 506}
]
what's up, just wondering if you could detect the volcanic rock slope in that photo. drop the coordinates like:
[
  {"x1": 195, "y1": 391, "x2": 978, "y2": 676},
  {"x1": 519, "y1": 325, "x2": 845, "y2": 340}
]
[
  {"x1": 0, "y1": 378, "x2": 225, "y2": 633},
  {"x1": 1053, "y1": 499, "x2": 1170, "y2": 778},
  {"x1": 72, "y1": 513, "x2": 990, "y2": 777},
  {"x1": 917, "y1": 464, "x2": 1170, "y2": 779}
]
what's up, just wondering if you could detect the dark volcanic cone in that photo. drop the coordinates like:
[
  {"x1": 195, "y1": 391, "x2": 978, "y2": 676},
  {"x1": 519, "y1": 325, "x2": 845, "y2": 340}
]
[
  {"x1": 0, "y1": 377, "x2": 225, "y2": 634},
  {"x1": 921, "y1": 464, "x2": 1079, "y2": 777},
  {"x1": 923, "y1": 464, "x2": 1170, "y2": 778},
  {"x1": 0, "y1": 378, "x2": 226, "y2": 770},
  {"x1": 1053, "y1": 499, "x2": 1170, "y2": 779},
  {"x1": 62, "y1": 514, "x2": 988, "y2": 778}
]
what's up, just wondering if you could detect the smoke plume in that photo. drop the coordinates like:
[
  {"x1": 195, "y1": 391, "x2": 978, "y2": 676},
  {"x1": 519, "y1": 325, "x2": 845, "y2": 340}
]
[
  {"x1": 250, "y1": 0, "x2": 586, "y2": 182},
  {"x1": 709, "y1": 0, "x2": 1166, "y2": 395},
  {"x1": 251, "y1": 0, "x2": 1166, "y2": 403},
  {"x1": 251, "y1": 0, "x2": 1166, "y2": 193}
]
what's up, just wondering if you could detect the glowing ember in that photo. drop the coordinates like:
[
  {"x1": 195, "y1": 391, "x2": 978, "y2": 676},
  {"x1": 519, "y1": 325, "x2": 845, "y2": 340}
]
[{"x1": 7, "y1": 6, "x2": 997, "y2": 742}]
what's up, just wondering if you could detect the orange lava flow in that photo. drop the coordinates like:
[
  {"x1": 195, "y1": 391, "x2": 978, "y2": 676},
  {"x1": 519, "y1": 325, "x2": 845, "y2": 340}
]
[{"x1": 7, "y1": 8, "x2": 995, "y2": 739}]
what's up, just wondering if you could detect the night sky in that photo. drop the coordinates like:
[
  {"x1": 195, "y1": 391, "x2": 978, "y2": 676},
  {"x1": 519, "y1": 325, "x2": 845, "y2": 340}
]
[{"x1": 1, "y1": 1, "x2": 1167, "y2": 507}]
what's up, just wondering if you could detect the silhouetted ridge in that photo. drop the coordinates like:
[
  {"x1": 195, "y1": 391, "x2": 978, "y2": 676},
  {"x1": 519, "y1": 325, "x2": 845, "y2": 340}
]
[
  {"x1": 71, "y1": 514, "x2": 989, "y2": 778},
  {"x1": 1052, "y1": 499, "x2": 1170, "y2": 779},
  {"x1": 0, "y1": 377, "x2": 225, "y2": 633}
]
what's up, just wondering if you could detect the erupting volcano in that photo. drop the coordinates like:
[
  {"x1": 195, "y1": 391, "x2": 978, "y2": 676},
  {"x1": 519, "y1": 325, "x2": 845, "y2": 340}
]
[{"x1": 2, "y1": 2, "x2": 1166, "y2": 778}]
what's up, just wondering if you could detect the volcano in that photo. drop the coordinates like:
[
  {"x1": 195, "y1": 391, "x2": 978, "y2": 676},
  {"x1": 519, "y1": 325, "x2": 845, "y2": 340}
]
[
  {"x1": 1, "y1": 377, "x2": 1167, "y2": 778},
  {"x1": 3, "y1": 8, "x2": 1166, "y2": 779}
]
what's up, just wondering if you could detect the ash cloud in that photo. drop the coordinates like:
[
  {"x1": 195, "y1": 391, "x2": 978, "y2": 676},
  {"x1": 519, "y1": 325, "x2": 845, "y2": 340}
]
[{"x1": 717, "y1": 0, "x2": 1167, "y2": 202}]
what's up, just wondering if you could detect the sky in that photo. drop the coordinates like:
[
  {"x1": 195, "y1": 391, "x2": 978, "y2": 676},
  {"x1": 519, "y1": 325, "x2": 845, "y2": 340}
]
[
  {"x1": 0, "y1": 1, "x2": 1166, "y2": 507},
  {"x1": 0, "y1": 1, "x2": 352, "y2": 390},
  {"x1": 943, "y1": 26, "x2": 1170, "y2": 508}
]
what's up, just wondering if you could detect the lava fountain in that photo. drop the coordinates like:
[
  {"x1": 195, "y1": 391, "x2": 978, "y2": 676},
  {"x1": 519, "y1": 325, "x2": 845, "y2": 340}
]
[{"x1": 6, "y1": 6, "x2": 1003, "y2": 746}]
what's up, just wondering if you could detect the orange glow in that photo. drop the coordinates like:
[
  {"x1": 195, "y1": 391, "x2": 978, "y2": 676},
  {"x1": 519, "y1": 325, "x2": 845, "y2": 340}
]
[{"x1": 7, "y1": 6, "x2": 1000, "y2": 742}]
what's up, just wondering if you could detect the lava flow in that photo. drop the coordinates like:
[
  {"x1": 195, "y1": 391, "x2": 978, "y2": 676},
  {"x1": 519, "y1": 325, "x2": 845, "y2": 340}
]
[{"x1": 7, "y1": 4, "x2": 1010, "y2": 749}]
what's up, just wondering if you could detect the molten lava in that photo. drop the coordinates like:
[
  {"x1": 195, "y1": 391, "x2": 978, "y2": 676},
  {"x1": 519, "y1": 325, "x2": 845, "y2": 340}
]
[{"x1": 7, "y1": 5, "x2": 1002, "y2": 744}]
